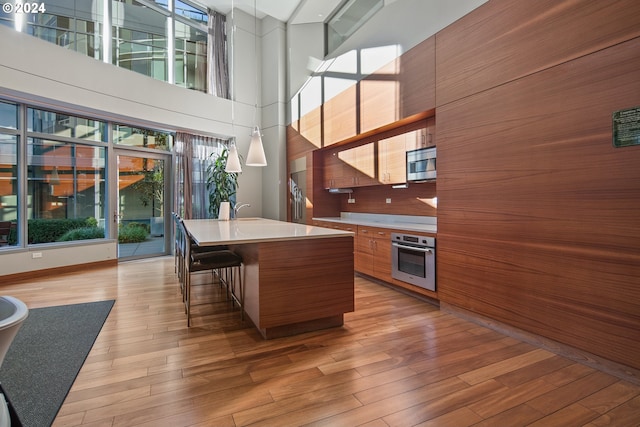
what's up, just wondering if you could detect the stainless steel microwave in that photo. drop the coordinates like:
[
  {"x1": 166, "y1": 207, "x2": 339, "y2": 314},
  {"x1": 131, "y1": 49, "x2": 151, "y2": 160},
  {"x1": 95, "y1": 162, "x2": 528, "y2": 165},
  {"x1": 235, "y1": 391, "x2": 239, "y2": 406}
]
[{"x1": 406, "y1": 147, "x2": 436, "y2": 182}]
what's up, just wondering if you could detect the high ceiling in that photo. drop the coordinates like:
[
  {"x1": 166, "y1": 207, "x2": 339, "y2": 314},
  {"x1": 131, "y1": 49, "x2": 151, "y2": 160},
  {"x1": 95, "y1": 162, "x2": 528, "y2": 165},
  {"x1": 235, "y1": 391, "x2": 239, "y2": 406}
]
[{"x1": 196, "y1": 0, "x2": 343, "y2": 24}]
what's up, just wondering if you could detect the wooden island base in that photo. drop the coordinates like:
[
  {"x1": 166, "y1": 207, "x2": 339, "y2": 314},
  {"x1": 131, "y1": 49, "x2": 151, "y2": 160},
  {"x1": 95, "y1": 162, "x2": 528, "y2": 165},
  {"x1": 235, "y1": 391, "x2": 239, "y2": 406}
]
[{"x1": 231, "y1": 236, "x2": 354, "y2": 339}]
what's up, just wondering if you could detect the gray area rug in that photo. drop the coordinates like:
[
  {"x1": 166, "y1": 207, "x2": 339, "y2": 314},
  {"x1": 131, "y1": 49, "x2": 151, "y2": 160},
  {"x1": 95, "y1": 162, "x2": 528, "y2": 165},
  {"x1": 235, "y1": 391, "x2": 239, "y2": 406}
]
[{"x1": 0, "y1": 300, "x2": 115, "y2": 427}]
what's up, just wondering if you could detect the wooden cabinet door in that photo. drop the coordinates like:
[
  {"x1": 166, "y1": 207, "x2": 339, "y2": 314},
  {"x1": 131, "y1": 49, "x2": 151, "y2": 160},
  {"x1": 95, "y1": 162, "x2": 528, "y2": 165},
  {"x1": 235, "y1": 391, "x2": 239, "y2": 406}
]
[
  {"x1": 323, "y1": 148, "x2": 345, "y2": 188},
  {"x1": 378, "y1": 134, "x2": 406, "y2": 185},
  {"x1": 337, "y1": 143, "x2": 376, "y2": 187},
  {"x1": 405, "y1": 117, "x2": 435, "y2": 152},
  {"x1": 372, "y1": 230, "x2": 393, "y2": 282},
  {"x1": 355, "y1": 226, "x2": 393, "y2": 281},
  {"x1": 355, "y1": 227, "x2": 374, "y2": 276},
  {"x1": 353, "y1": 143, "x2": 377, "y2": 186}
]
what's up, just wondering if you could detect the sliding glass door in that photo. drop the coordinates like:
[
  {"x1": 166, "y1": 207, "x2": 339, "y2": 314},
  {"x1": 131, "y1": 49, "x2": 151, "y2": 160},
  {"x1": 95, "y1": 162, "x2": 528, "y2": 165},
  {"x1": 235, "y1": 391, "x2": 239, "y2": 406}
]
[{"x1": 116, "y1": 150, "x2": 170, "y2": 259}]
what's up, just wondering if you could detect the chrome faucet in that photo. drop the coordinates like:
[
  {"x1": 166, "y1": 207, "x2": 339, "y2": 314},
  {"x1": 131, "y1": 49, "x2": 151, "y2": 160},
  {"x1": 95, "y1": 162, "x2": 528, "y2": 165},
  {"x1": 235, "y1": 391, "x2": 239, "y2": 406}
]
[{"x1": 233, "y1": 203, "x2": 251, "y2": 219}]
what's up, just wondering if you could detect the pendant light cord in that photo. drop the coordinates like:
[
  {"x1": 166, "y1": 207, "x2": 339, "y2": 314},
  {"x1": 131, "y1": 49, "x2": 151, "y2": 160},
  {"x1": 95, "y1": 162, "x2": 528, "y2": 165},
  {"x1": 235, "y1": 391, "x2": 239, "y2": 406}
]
[
  {"x1": 254, "y1": 0, "x2": 258, "y2": 127},
  {"x1": 230, "y1": 0, "x2": 235, "y2": 136}
]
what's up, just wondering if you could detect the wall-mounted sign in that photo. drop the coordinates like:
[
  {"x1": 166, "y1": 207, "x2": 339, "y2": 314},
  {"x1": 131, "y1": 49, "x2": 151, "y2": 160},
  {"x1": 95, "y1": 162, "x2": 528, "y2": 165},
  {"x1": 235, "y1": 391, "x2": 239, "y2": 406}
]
[{"x1": 613, "y1": 106, "x2": 640, "y2": 148}]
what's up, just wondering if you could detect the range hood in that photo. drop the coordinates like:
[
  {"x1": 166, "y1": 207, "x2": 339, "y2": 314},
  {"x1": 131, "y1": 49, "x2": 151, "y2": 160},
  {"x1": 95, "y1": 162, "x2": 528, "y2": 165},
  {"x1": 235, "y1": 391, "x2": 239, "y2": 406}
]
[{"x1": 328, "y1": 188, "x2": 353, "y2": 194}]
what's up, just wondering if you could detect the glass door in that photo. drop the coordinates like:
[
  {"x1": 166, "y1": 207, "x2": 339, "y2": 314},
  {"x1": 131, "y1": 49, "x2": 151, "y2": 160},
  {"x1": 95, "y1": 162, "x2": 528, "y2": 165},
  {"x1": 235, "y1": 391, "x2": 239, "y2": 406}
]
[{"x1": 115, "y1": 151, "x2": 170, "y2": 259}]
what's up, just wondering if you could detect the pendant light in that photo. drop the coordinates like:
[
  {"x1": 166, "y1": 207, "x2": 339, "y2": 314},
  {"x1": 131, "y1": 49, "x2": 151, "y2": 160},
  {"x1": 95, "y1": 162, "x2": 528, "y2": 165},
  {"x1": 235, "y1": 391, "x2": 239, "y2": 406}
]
[
  {"x1": 246, "y1": 0, "x2": 267, "y2": 167},
  {"x1": 225, "y1": 138, "x2": 242, "y2": 173},
  {"x1": 224, "y1": 1, "x2": 242, "y2": 173},
  {"x1": 246, "y1": 126, "x2": 267, "y2": 166}
]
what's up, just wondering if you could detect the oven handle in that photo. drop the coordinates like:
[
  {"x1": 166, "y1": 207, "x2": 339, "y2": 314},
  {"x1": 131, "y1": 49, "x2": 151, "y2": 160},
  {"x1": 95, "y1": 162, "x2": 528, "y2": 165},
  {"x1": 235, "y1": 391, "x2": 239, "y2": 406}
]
[{"x1": 392, "y1": 242, "x2": 434, "y2": 253}]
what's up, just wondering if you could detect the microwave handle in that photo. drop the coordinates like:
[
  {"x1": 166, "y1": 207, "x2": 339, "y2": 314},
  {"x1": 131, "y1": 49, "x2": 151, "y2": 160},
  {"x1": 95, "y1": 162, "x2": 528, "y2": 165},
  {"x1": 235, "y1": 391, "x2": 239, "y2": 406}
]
[{"x1": 392, "y1": 242, "x2": 434, "y2": 253}]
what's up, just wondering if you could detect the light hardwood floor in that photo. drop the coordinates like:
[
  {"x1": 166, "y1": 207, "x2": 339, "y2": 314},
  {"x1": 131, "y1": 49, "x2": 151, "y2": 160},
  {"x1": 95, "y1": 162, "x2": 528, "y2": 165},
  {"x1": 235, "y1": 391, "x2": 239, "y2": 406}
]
[{"x1": 2, "y1": 256, "x2": 639, "y2": 426}]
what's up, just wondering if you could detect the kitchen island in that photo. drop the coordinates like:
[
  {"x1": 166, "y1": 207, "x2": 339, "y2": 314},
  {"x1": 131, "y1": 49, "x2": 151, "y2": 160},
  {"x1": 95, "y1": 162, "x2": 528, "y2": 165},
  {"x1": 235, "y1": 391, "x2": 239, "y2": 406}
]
[{"x1": 182, "y1": 218, "x2": 354, "y2": 339}]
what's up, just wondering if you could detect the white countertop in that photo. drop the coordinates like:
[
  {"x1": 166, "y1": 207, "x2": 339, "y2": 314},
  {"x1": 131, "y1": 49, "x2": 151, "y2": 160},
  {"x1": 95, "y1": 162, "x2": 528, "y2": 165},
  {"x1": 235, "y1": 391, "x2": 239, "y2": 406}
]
[
  {"x1": 313, "y1": 213, "x2": 437, "y2": 234},
  {"x1": 183, "y1": 218, "x2": 354, "y2": 246}
]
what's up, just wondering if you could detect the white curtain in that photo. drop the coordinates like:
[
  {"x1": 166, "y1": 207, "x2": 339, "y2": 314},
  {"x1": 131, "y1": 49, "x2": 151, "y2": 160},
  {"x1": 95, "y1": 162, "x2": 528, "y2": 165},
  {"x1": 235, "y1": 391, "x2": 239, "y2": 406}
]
[{"x1": 174, "y1": 133, "x2": 226, "y2": 219}]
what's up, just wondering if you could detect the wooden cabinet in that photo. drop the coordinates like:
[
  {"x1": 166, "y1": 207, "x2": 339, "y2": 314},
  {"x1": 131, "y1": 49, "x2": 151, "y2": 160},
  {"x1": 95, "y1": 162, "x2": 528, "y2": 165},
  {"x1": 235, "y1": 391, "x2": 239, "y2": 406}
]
[
  {"x1": 322, "y1": 118, "x2": 435, "y2": 188},
  {"x1": 377, "y1": 133, "x2": 407, "y2": 185},
  {"x1": 355, "y1": 226, "x2": 392, "y2": 283},
  {"x1": 405, "y1": 117, "x2": 435, "y2": 151},
  {"x1": 323, "y1": 147, "x2": 345, "y2": 189},
  {"x1": 323, "y1": 143, "x2": 376, "y2": 188},
  {"x1": 340, "y1": 144, "x2": 377, "y2": 187}
]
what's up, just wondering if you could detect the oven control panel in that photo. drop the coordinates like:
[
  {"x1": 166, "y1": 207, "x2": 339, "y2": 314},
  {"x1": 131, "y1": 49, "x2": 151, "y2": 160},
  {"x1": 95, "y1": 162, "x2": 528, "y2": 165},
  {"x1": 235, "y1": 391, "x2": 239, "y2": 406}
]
[{"x1": 392, "y1": 233, "x2": 435, "y2": 248}]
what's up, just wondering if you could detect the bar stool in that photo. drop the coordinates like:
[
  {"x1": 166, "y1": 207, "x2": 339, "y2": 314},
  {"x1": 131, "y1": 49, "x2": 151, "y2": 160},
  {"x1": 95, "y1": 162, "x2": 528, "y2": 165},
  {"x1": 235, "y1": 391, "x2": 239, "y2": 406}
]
[
  {"x1": 174, "y1": 214, "x2": 228, "y2": 300},
  {"x1": 178, "y1": 221, "x2": 244, "y2": 326}
]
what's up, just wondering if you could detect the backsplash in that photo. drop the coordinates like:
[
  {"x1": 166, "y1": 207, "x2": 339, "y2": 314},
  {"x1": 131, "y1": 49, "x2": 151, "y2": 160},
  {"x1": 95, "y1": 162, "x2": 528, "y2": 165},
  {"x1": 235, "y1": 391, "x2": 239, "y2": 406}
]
[{"x1": 338, "y1": 182, "x2": 437, "y2": 216}]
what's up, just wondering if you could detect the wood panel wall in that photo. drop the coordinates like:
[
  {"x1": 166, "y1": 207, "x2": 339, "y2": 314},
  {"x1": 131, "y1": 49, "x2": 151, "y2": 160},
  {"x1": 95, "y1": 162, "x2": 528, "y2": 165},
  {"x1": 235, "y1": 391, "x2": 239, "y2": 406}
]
[
  {"x1": 435, "y1": 0, "x2": 640, "y2": 106},
  {"x1": 338, "y1": 183, "x2": 437, "y2": 217},
  {"x1": 436, "y1": 0, "x2": 640, "y2": 371},
  {"x1": 398, "y1": 36, "x2": 435, "y2": 119}
]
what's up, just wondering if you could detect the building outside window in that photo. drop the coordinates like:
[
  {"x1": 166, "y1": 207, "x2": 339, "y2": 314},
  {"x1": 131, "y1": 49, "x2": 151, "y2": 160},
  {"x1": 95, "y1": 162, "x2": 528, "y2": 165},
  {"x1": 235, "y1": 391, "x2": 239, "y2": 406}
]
[
  {"x1": 24, "y1": 107, "x2": 107, "y2": 244},
  {"x1": 24, "y1": 0, "x2": 105, "y2": 60},
  {"x1": 1, "y1": 0, "x2": 212, "y2": 93},
  {"x1": 174, "y1": 20, "x2": 207, "y2": 91},
  {"x1": 26, "y1": 138, "x2": 106, "y2": 231},
  {"x1": 113, "y1": 124, "x2": 173, "y2": 151},
  {"x1": 112, "y1": 0, "x2": 169, "y2": 82}
]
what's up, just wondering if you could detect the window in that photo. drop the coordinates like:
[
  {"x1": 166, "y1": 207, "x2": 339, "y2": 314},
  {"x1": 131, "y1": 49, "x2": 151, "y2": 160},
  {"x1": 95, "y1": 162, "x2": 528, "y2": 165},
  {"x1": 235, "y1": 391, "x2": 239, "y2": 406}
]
[
  {"x1": 0, "y1": 101, "x2": 18, "y2": 129},
  {"x1": 2, "y1": 99, "x2": 181, "y2": 249},
  {"x1": 4, "y1": 0, "x2": 216, "y2": 94},
  {"x1": 0, "y1": 102, "x2": 18, "y2": 248},
  {"x1": 112, "y1": 0, "x2": 169, "y2": 82},
  {"x1": 24, "y1": 0, "x2": 105, "y2": 60},
  {"x1": 25, "y1": 107, "x2": 107, "y2": 244},
  {"x1": 113, "y1": 124, "x2": 173, "y2": 151},
  {"x1": 175, "y1": 0, "x2": 208, "y2": 24},
  {"x1": 175, "y1": 20, "x2": 207, "y2": 92},
  {"x1": 28, "y1": 108, "x2": 107, "y2": 142},
  {"x1": 326, "y1": 0, "x2": 383, "y2": 54},
  {"x1": 26, "y1": 138, "x2": 106, "y2": 242}
]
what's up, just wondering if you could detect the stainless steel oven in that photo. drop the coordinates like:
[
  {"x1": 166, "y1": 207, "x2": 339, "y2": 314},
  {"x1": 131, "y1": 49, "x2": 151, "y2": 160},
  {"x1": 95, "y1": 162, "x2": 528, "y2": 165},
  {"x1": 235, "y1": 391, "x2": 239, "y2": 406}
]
[{"x1": 391, "y1": 232, "x2": 436, "y2": 291}]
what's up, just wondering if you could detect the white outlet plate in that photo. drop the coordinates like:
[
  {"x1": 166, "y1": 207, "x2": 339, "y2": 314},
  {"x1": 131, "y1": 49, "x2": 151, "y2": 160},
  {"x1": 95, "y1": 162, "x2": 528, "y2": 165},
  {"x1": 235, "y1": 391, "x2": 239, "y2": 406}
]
[
  {"x1": 386, "y1": 198, "x2": 391, "y2": 203},
  {"x1": 32, "y1": 252, "x2": 42, "y2": 259},
  {"x1": 348, "y1": 198, "x2": 355, "y2": 204}
]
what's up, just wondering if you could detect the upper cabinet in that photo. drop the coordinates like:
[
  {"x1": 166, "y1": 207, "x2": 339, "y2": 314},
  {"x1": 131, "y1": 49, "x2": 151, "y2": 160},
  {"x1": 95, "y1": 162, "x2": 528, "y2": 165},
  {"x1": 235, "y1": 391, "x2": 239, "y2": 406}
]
[
  {"x1": 405, "y1": 116, "x2": 436, "y2": 151},
  {"x1": 398, "y1": 36, "x2": 436, "y2": 120},
  {"x1": 323, "y1": 121, "x2": 432, "y2": 188},
  {"x1": 324, "y1": 143, "x2": 377, "y2": 188},
  {"x1": 377, "y1": 133, "x2": 406, "y2": 185}
]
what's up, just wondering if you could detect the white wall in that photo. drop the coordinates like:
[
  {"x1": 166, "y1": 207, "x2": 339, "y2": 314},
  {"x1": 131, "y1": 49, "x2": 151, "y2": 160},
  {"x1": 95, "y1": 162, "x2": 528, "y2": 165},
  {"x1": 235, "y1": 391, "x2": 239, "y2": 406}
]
[
  {"x1": 261, "y1": 16, "x2": 288, "y2": 221},
  {"x1": 0, "y1": 242, "x2": 117, "y2": 276}
]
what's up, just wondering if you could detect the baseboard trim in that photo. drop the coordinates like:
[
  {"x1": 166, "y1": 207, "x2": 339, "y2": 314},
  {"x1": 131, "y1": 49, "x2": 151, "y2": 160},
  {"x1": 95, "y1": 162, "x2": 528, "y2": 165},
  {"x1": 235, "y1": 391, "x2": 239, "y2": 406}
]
[
  {"x1": 0, "y1": 259, "x2": 118, "y2": 283},
  {"x1": 440, "y1": 301, "x2": 640, "y2": 386}
]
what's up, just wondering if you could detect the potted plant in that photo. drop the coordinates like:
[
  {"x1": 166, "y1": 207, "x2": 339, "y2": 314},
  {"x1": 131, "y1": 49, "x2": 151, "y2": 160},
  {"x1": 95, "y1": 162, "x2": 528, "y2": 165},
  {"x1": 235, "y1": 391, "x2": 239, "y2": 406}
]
[{"x1": 206, "y1": 147, "x2": 239, "y2": 219}]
